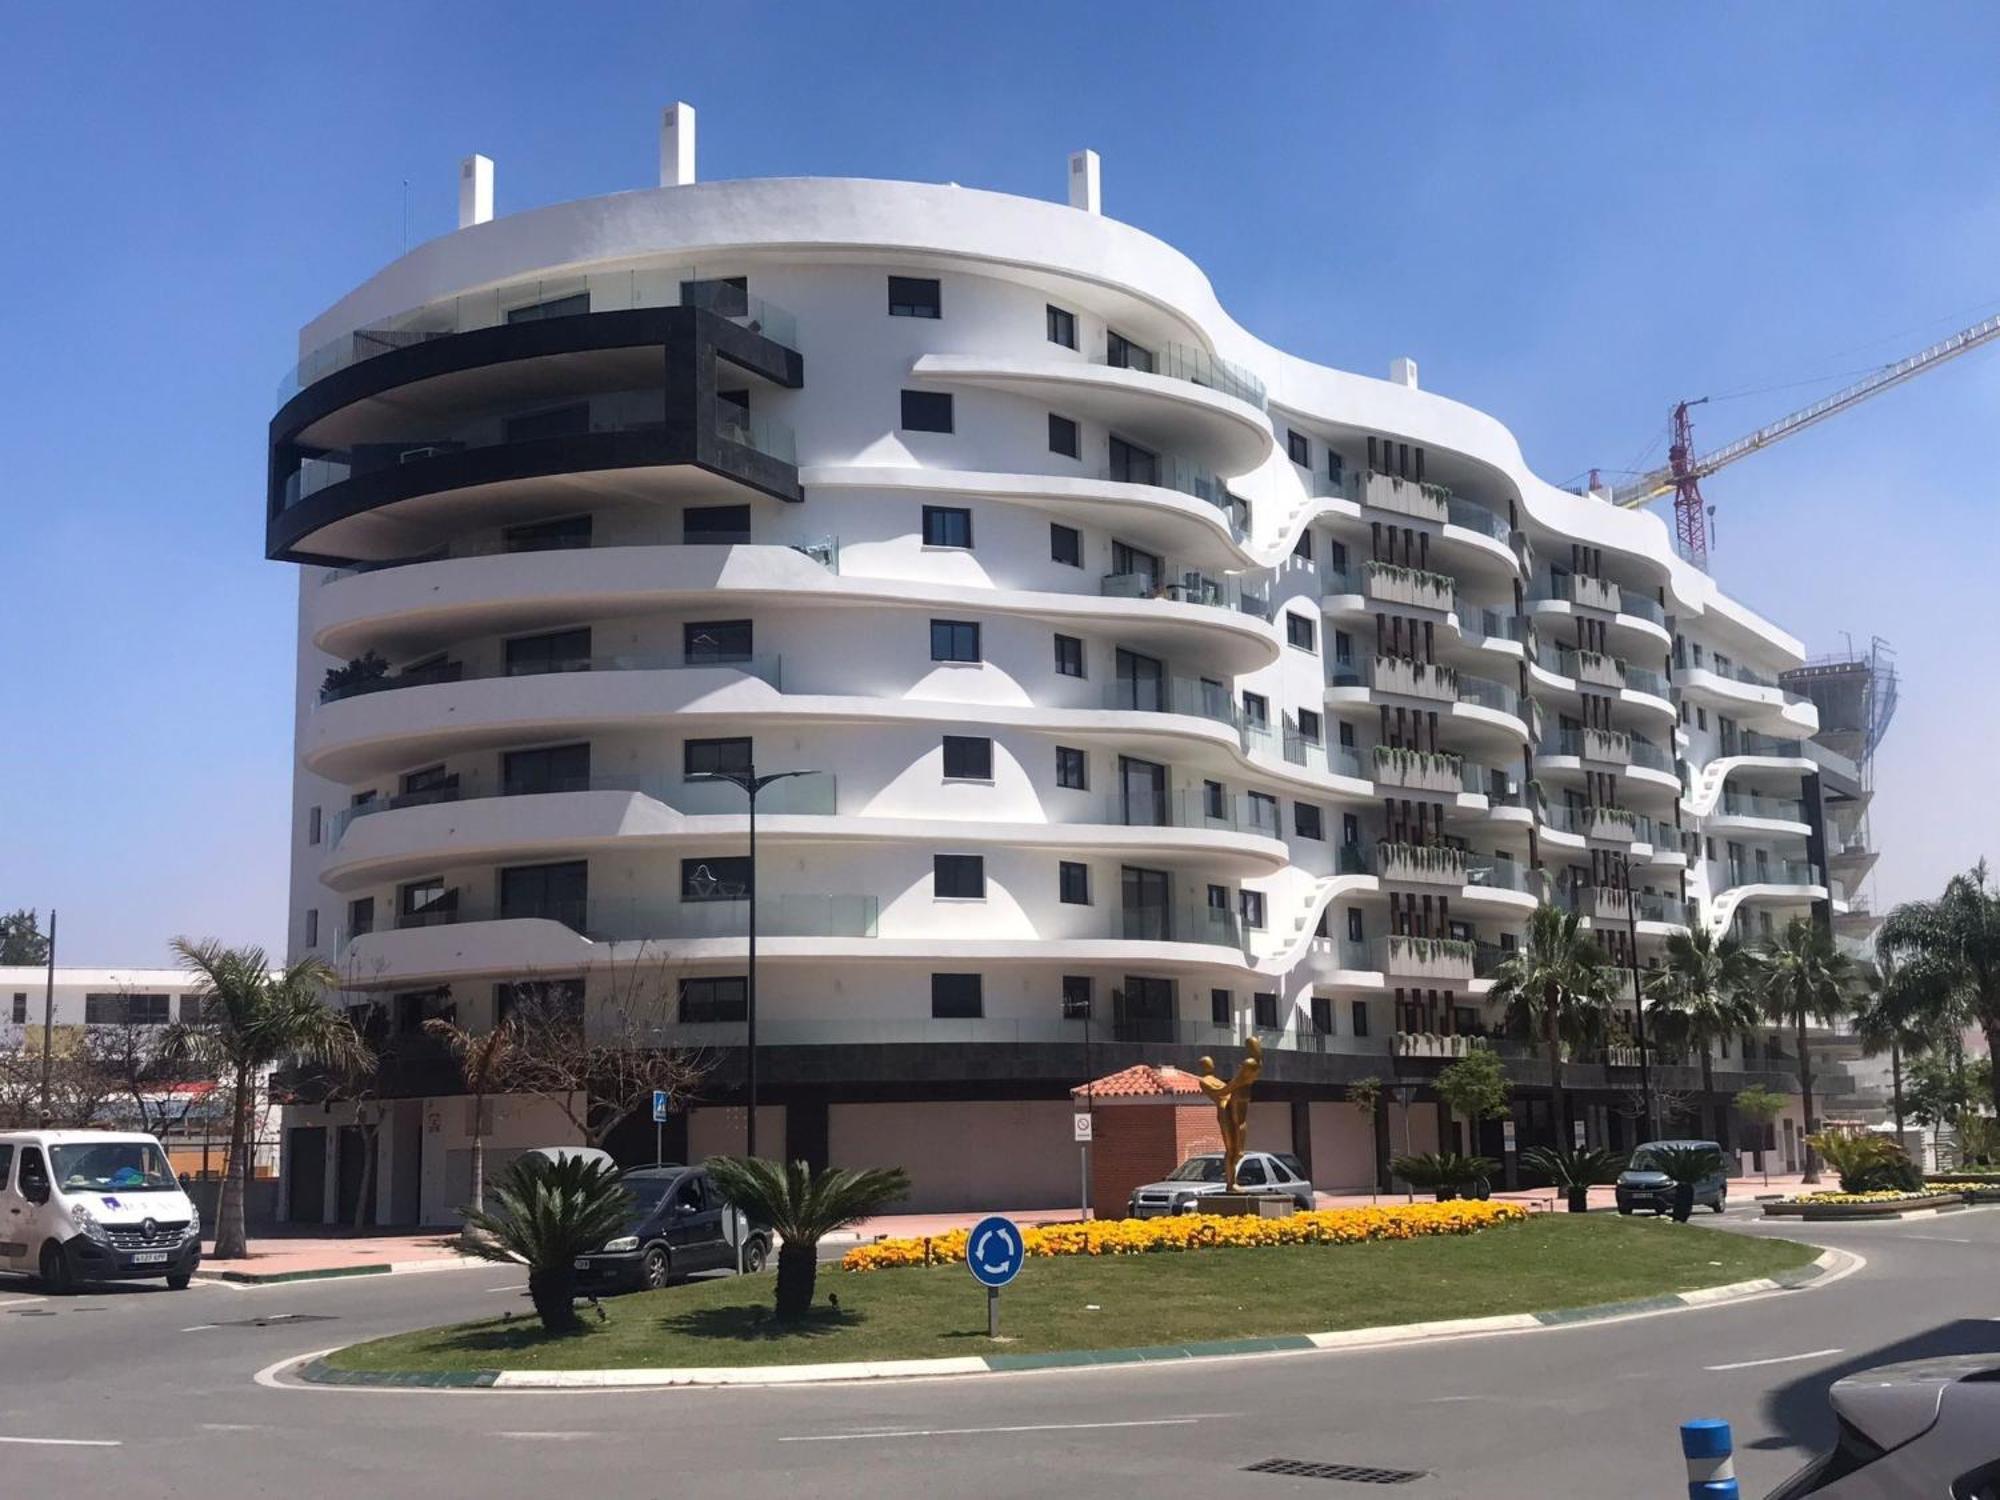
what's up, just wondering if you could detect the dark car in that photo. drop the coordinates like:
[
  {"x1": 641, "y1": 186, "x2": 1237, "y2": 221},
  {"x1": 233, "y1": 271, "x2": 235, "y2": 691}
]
[
  {"x1": 1766, "y1": 1355, "x2": 2000, "y2": 1496},
  {"x1": 1616, "y1": 1138, "x2": 1729, "y2": 1215},
  {"x1": 571, "y1": 1164, "x2": 770, "y2": 1294}
]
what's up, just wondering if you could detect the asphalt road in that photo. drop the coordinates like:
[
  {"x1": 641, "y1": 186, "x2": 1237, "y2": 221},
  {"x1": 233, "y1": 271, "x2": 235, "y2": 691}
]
[{"x1": 1, "y1": 1205, "x2": 1995, "y2": 1499}]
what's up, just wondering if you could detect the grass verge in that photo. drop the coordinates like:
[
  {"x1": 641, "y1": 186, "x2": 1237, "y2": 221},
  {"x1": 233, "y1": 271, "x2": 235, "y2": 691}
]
[{"x1": 324, "y1": 1216, "x2": 1818, "y2": 1373}]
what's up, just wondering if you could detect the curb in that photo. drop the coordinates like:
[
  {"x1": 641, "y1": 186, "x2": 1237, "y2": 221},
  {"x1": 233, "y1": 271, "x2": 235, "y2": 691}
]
[
  {"x1": 201, "y1": 1256, "x2": 487, "y2": 1286},
  {"x1": 283, "y1": 1248, "x2": 1850, "y2": 1390}
]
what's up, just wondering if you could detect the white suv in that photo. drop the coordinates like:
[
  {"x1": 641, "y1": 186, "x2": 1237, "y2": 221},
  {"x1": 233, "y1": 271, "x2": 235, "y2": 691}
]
[{"x1": 1126, "y1": 1152, "x2": 1316, "y2": 1218}]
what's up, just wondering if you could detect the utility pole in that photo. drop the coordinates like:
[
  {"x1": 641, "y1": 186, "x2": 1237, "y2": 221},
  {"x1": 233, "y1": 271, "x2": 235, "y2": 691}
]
[
  {"x1": 37, "y1": 908, "x2": 57, "y2": 1126},
  {"x1": 1618, "y1": 855, "x2": 1656, "y2": 1139}
]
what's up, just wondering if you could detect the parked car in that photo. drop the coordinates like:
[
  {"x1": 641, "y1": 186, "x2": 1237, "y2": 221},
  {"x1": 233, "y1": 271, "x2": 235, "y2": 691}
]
[
  {"x1": 570, "y1": 1164, "x2": 770, "y2": 1294},
  {"x1": 1766, "y1": 1354, "x2": 2000, "y2": 1497},
  {"x1": 520, "y1": 1145, "x2": 616, "y2": 1172},
  {"x1": 1616, "y1": 1139, "x2": 1729, "y2": 1215},
  {"x1": 1127, "y1": 1152, "x2": 1315, "y2": 1218},
  {"x1": 0, "y1": 1130, "x2": 203, "y2": 1292}
]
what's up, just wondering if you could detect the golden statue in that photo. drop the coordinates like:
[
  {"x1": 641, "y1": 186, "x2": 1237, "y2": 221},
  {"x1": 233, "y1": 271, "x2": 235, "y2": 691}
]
[{"x1": 1196, "y1": 1037, "x2": 1263, "y2": 1192}]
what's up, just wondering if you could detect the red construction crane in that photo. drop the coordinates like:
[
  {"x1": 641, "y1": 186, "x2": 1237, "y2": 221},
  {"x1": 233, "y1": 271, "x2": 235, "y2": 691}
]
[{"x1": 1609, "y1": 308, "x2": 2000, "y2": 565}]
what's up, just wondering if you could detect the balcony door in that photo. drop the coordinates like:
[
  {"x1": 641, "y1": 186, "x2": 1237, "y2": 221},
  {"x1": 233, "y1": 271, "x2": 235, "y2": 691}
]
[
  {"x1": 1110, "y1": 540, "x2": 1162, "y2": 592},
  {"x1": 1113, "y1": 648, "x2": 1166, "y2": 713},
  {"x1": 1118, "y1": 757, "x2": 1169, "y2": 827},
  {"x1": 1121, "y1": 866, "x2": 1172, "y2": 941},
  {"x1": 498, "y1": 860, "x2": 588, "y2": 931},
  {"x1": 503, "y1": 742, "x2": 591, "y2": 797},
  {"x1": 1114, "y1": 975, "x2": 1176, "y2": 1043}
]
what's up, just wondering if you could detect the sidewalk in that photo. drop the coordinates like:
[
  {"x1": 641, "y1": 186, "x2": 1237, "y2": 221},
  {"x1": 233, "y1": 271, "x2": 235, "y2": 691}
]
[
  {"x1": 198, "y1": 1227, "x2": 484, "y2": 1284},
  {"x1": 824, "y1": 1172, "x2": 1817, "y2": 1245}
]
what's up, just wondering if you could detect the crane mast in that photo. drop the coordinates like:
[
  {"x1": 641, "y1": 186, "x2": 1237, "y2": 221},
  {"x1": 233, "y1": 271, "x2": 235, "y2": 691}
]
[{"x1": 1609, "y1": 307, "x2": 2000, "y2": 564}]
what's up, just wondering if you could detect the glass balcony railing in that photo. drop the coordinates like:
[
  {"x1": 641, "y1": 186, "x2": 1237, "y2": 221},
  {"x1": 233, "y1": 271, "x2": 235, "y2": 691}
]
[
  {"x1": 335, "y1": 890, "x2": 879, "y2": 955},
  {"x1": 1238, "y1": 723, "x2": 1365, "y2": 779},
  {"x1": 1719, "y1": 791, "x2": 1808, "y2": 823},
  {"x1": 1463, "y1": 607, "x2": 1527, "y2": 647},
  {"x1": 1099, "y1": 564, "x2": 1270, "y2": 620},
  {"x1": 1444, "y1": 495, "x2": 1512, "y2": 542},
  {"x1": 318, "y1": 652, "x2": 783, "y2": 706},
  {"x1": 1628, "y1": 737, "x2": 1674, "y2": 772},
  {"x1": 1456, "y1": 674, "x2": 1521, "y2": 716},
  {"x1": 1102, "y1": 674, "x2": 1238, "y2": 728},
  {"x1": 1623, "y1": 664, "x2": 1672, "y2": 699},
  {"x1": 1464, "y1": 859, "x2": 1534, "y2": 894},
  {"x1": 1725, "y1": 859, "x2": 1819, "y2": 890},
  {"x1": 1119, "y1": 900, "x2": 1250, "y2": 949},
  {"x1": 1460, "y1": 762, "x2": 1526, "y2": 806},
  {"x1": 715, "y1": 404, "x2": 797, "y2": 464},
  {"x1": 1094, "y1": 451, "x2": 1248, "y2": 536},
  {"x1": 1102, "y1": 785, "x2": 1282, "y2": 839},
  {"x1": 320, "y1": 529, "x2": 841, "y2": 585},
  {"x1": 277, "y1": 268, "x2": 799, "y2": 406},
  {"x1": 1617, "y1": 592, "x2": 1667, "y2": 627},
  {"x1": 1095, "y1": 339, "x2": 1267, "y2": 410}
]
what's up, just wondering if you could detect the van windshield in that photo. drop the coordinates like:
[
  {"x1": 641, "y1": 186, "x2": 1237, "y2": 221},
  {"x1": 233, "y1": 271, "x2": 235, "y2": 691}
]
[{"x1": 50, "y1": 1142, "x2": 179, "y2": 1194}]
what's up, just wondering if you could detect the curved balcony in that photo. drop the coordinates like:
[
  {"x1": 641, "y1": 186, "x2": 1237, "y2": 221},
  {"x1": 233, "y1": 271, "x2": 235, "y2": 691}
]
[
  {"x1": 1528, "y1": 645, "x2": 1676, "y2": 723},
  {"x1": 1677, "y1": 665, "x2": 1819, "y2": 736},
  {"x1": 908, "y1": 351, "x2": 1272, "y2": 475},
  {"x1": 310, "y1": 544, "x2": 1279, "y2": 674},
  {"x1": 1533, "y1": 729, "x2": 1680, "y2": 794},
  {"x1": 1527, "y1": 577, "x2": 1673, "y2": 650},
  {"x1": 1705, "y1": 790, "x2": 1812, "y2": 837}
]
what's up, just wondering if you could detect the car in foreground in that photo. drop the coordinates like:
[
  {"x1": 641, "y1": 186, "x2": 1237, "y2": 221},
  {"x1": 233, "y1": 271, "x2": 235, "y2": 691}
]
[
  {"x1": 1615, "y1": 1138, "x2": 1729, "y2": 1215},
  {"x1": 570, "y1": 1164, "x2": 770, "y2": 1294},
  {"x1": 1766, "y1": 1354, "x2": 2000, "y2": 1496},
  {"x1": 1127, "y1": 1152, "x2": 1315, "y2": 1218},
  {"x1": 0, "y1": 1129, "x2": 203, "y2": 1291}
]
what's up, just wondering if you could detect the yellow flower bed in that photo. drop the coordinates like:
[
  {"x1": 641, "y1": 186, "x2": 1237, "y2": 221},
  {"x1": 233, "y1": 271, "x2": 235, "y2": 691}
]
[
  {"x1": 841, "y1": 1200, "x2": 1528, "y2": 1272},
  {"x1": 1782, "y1": 1189, "x2": 1943, "y2": 1205}
]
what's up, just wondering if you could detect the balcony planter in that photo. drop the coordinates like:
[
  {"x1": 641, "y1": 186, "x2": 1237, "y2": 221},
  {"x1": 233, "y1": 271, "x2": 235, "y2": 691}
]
[
  {"x1": 1372, "y1": 745, "x2": 1463, "y2": 793},
  {"x1": 1571, "y1": 575, "x2": 1622, "y2": 612},
  {"x1": 1584, "y1": 806, "x2": 1639, "y2": 841},
  {"x1": 1372, "y1": 654, "x2": 1459, "y2": 703},
  {"x1": 1354, "y1": 469, "x2": 1450, "y2": 523},
  {"x1": 1378, "y1": 842, "x2": 1469, "y2": 886},
  {"x1": 1575, "y1": 650, "x2": 1627, "y2": 689},
  {"x1": 1386, "y1": 934, "x2": 1476, "y2": 980},
  {"x1": 1362, "y1": 560, "x2": 1456, "y2": 611},
  {"x1": 1581, "y1": 728, "x2": 1632, "y2": 764}
]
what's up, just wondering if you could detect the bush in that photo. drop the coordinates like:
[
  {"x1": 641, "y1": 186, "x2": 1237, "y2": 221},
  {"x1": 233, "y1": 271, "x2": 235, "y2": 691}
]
[
  {"x1": 1390, "y1": 1151, "x2": 1500, "y2": 1199},
  {"x1": 460, "y1": 1154, "x2": 634, "y2": 1334},
  {"x1": 1808, "y1": 1132, "x2": 1923, "y2": 1194}
]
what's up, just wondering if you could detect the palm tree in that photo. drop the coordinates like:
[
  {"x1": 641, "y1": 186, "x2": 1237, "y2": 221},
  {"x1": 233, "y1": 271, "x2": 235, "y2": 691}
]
[
  {"x1": 1487, "y1": 904, "x2": 1613, "y2": 1147},
  {"x1": 462, "y1": 1154, "x2": 633, "y2": 1334},
  {"x1": 1849, "y1": 953, "x2": 1937, "y2": 1142},
  {"x1": 706, "y1": 1157, "x2": 910, "y2": 1320},
  {"x1": 422, "y1": 1017, "x2": 517, "y2": 1218},
  {"x1": 1751, "y1": 917, "x2": 1856, "y2": 1184},
  {"x1": 1878, "y1": 860, "x2": 2000, "y2": 1118},
  {"x1": 162, "y1": 939, "x2": 372, "y2": 1258},
  {"x1": 1647, "y1": 927, "x2": 1759, "y2": 1146}
]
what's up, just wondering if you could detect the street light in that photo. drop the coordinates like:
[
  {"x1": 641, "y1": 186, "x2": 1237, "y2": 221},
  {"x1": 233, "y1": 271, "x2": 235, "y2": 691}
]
[
  {"x1": 1615, "y1": 851, "x2": 1658, "y2": 1140},
  {"x1": 685, "y1": 766, "x2": 820, "y2": 1163}
]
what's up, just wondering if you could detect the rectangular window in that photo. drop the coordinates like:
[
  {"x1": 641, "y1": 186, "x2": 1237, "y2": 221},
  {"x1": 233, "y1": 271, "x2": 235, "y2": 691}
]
[
  {"x1": 942, "y1": 735, "x2": 993, "y2": 779},
  {"x1": 683, "y1": 504, "x2": 752, "y2": 545},
  {"x1": 1242, "y1": 692, "x2": 1269, "y2": 728},
  {"x1": 931, "y1": 972, "x2": 982, "y2": 1019},
  {"x1": 1310, "y1": 995, "x2": 1333, "y2": 1035},
  {"x1": 680, "y1": 856, "x2": 751, "y2": 901},
  {"x1": 1046, "y1": 304, "x2": 1077, "y2": 349},
  {"x1": 504, "y1": 627, "x2": 592, "y2": 677},
  {"x1": 1286, "y1": 613, "x2": 1317, "y2": 652},
  {"x1": 922, "y1": 505, "x2": 973, "y2": 548},
  {"x1": 1059, "y1": 861, "x2": 1091, "y2": 905},
  {"x1": 1055, "y1": 745, "x2": 1088, "y2": 789},
  {"x1": 934, "y1": 855, "x2": 986, "y2": 900},
  {"x1": 683, "y1": 737, "x2": 752, "y2": 781},
  {"x1": 1253, "y1": 991, "x2": 1280, "y2": 1029},
  {"x1": 503, "y1": 513, "x2": 593, "y2": 553},
  {"x1": 900, "y1": 389, "x2": 954, "y2": 432},
  {"x1": 10, "y1": 993, "x2": 26, "y2": 1025},
  {"x1": 1240, "y1": 890, "x2": 1266, "y2": 929},
  {"x1": 1338, "y1": 720, "x2": 1355, "y2": 748},
  {"x1": 1210, "y1": 988, "x2": 1231, "y2": 1026},
  {"x1": 1105, "y1": 330, "x2": 1154, "y2": 373},
  {"x1": 497, "y1": 861, "x2": 587, "y2": 927},
  {"x1": 347, "y1": 896, "x2": 375, "y2": 938},
  {"x1": 1297, "y1": 708, "x2": 1322, "y2": 744},
  {"x1": 887, "y1": 275, "x2": 941, "y2": 318},
  {"x1": 1053, "y1": 633, "x2": 1085, "y2": 678},
  {"x1": 1292, "y1": 528, "x2": 1313, "y2": 561},
  {"x1": 684, "y1": 619, "x2": 752, "y2": 664},
  {"x1": 506, "y1": 291, "x2": 590, "y2": 323},
  {"x1": 1347, "y1": 908, "x2": 1364, "y2": 942},
  {"x1": 1351, "y1": 1000, "x2": 1370, "y2": 1038},
  {"x1": 307, "y1": 806, "x2": 322, "y2": 845},
  {"x1": 1286, "y1": 429, "x2": 1311, "y2": 466},
  {"x1": 305, "y1": 909, "x2": 319, "y2": 947},
  {"x1": 1061, "y1": 974, "x2": 1093, "y2": 1019},
  {"x1": 1106, "y1": 433, "x2": 1158, "y2": 486},
  {"x1": 1696, "y1": 706, "x2": 1709, "y2": 731},
  {"x1": 1203, "y1": 780, "x2": 1225, "y2": 820},
  {"x1": 1048, "y1": 412, "x2": 1080, "y2": 458},
  {"x1": 502, "y1": 403, "x2": 590, "y2": 443},
  {"x1": 930, "y1": 619, "x2": 981, "y2": 662},
  {"x1": 1248, "y1": 790, "x2": 1278, "y2": 834},
  {"x1": 178, "y1": 993, "x2": 202, "y2": 1023},
  {"x1": 398, "y1": 878, "x2": 453, "y2": 927},
  {"x1": 505, "y1": 742, "x2": 592, "y2": 796},
  {"x1": 1328, "y1": 450, "x2": 1345, "y2": 485},
  {"x1": 678, "y1": 976, "x2": 748, "y2": 1024},
  {"x1": 1051, "y1": 523, "x2": 1082, "y2": 566},
  {"x1": 1294, "y1": 802, "x2": 1324, "y2": 840}
]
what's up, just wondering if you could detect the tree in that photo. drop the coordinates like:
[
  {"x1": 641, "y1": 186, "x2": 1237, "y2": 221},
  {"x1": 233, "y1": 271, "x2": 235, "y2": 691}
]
[
  {"x1": 706, "y1": 1157, "x2": 909, "y2": 1321},
  {"x1": 423, "y1": 1016, "x2": 518, "y2": 1218},
  {"x1": 0, "y1": 909, "x2": 50, "y2": 966},
  {"x1": 1751, "y1": 917, "x2": 1856, "y2": 1184},
  {"x1": 1435, "y1": 1049, "x2": 1511, "y2": 1151},
  {"x1": 1850, "y1": 955, "x2": 1935, "y2": 1140},
  {"x1": 462, "y1": 1154, "x2": 634, "y2": 1334},
  {"x1": 498, "y1": 967, "x2": 706, "y2": 1149},
  {"x1": 1733, "y1": 1085, "x2": 1790, "y2": 1186},
  {"x1": 1646, "y1": 927, "x2": 1760, "y2": 1144},
  {"x1": 1877, "y1": 860, "x2": 2000, "y2": 1119},
  {"x1": 161, "y1": 940, "x2": 372, "y2": 1259},
  {"x1": 1486, "y1": 904, "x2": 1613, "y2": 1144},
  {"x1": 1905, "y1": 1048, "x2": 1977, "y2": 1163},
  {"x1": 1347, "y1": 1076, "x2": 1382, "y2": 1200}
]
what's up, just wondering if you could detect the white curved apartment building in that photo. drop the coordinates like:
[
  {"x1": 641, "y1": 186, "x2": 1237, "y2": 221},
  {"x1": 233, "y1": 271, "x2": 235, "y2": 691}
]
[{"x1": 271, "y1": 135, "x2": 1829, "y2": 1218}]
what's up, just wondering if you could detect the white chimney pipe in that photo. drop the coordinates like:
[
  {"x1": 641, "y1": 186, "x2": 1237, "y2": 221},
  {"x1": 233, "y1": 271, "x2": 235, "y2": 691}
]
[
  {"x1": 661, "y1": 102, "x2": 696, "y2": 187},
  {"x1": 1068, "y1": 149, "x2": 1101, "y2": 214},
  {"x1": 1390, "y1": 356, "x2": 1420, "y2": 390},
  {"x1": 458, "y1": 154, "x2": 493, "y2": 228}
]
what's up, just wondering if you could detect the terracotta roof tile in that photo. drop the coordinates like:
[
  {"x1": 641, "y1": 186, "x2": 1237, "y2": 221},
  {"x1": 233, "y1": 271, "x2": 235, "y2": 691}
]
[{"x1": 1072, "y1": 1063, "x2": 1207, "y2": 1099}]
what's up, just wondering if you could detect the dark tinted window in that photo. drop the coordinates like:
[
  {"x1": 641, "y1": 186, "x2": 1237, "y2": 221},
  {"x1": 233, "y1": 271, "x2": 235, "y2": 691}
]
[
  {"x1": 1059, "y1": 861, "x2": 1090, "y2": 905},
  {"x1": 930, "y1": 619, "x2": 980, "y2": 662},
  {"x1": 684, "y1": 737, "x2": 752, "y2": 779},
  {"x1": 942, "y1": 736, "x2": 992, "y2": 779},
  {"x1": 1055, "y1": 746, "x2": 1088, "y2": 790},
  {"x1": 504, "y1": 514, "x2": 592, "y2": 552},
  {"x1": 683, "y1": 505, "x2": 751, "y2": 544},
  {"x1": 497, "y1": 861, "x2": 586, "y2": 926},
  {"x1": 681, "y1": 857, "x2": 751, "y2": 901},
  {"x1": 1287, "y1": 429, "x2": 1310, "y2": 465},
  {"x1": 1046, "y1": 304, "x2": 1077, "y2": 348},
  {"x1": 685, "y1": 620, "x2": 752, "y2": 663},
  {"x1": 504, "y1": 742, "x2": 590, "y2": 796},
  {"x1": 1050, "y1": 523, "x2": 1082, "y2": 566},
  {"x1": 505, "y1": 627, "x2": 592, "y2": 676},
  {"x1": 1287, "y1": 614, "x2": 1317, "y2": 652},
  {"x1": 1253, "y1": 992, "x2": 1278, "y2": 1028},
  {"x1": 931, "y1": 973, "x2": 982, "y2": 1019},
  {"x1": 1295, "y1": 802, "x2": 1324, "y2": 841},
  {"x1": 934, "y1": 855, "x2": 986, "y2": 899},
  {"x1": 888, "y1": 276, "x2": 941, "y2": 317},
  {"x1": 1048, "y1": 412, "x2": 1080, "y2": 458},
  {"x1": 922, "y1": 506, "x2": 973, "y2": 548},
  {"x1": 679, "y1": 976, "x2": 748, "y2": 1023},
  {"x1": 1054, "y1": 634, "x2": 1085, "y2": 678}
]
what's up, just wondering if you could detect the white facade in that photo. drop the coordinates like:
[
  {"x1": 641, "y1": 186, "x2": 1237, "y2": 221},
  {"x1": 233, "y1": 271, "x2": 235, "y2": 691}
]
[
  {"x1": 0, "y1": 966, "x2": 212, "y2": 1033},
  {"x1": 269, "y1": 148, "x2": 1829, "y2": 1215}
]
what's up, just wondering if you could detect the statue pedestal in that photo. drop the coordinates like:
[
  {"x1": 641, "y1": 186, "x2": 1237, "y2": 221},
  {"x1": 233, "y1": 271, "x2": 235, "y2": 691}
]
[{"x1": 1204, "y1": 1194, "x2": 1296, "y2": 1219}]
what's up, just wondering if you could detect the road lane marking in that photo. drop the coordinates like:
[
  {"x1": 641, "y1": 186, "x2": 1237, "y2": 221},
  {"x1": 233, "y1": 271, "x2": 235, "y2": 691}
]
[
  {"x1": 1705, "y1": 1348, "x2": 1843, "y2": 1372},
  {"x1": 780, "y1": 1416, "x2": 1214, "y2": 1442},
  {"x1": 1903, "y1": 1234, "x2": 1972, "y2": 1244},
  {"x1": 497, "y1": 1431, "x2": 597, "y2": 1440},
  {"x1": 181, "y1": 1324, "x2": 220, "y2": 1333},
  {"x1": 485, "y1": 1284, "x2": 528, "y2": 1293},
  {"x1": 0, "y1": 1436, "x2": 123, "y2": 1448}
]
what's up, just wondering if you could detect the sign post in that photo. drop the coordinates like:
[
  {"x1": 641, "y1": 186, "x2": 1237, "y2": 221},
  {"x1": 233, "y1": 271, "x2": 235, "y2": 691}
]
[
  {"x1": 965, "y1": 1214, "x2": 1024, "y2": 1339},
  {"x1": 1073, "y1": 1111, "x2": 1094, "y2": 1221},
  {"x1": 1572, "y1": 1116, "x2": 1587, "y2": 1150},
  {"x1": 652, "y1": 1088, "x2": 670, "y2": 1166},
  {"x1": 1501, "y1": 1117, "x2": 1518, "y2": 1191}
]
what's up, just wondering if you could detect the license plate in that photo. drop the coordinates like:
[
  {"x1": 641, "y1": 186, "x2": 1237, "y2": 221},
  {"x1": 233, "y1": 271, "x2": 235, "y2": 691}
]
[
  {"x1": 131, "y1": 1251, "x2": 170, "y2": 1265},
  {"x1": 573, "y1": 1258, "x2": 590, "y2": 1270}
]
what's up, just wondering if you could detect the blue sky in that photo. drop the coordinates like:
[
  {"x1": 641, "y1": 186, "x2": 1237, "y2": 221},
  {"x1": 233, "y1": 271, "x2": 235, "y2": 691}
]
[{"x1": 3, "y1": 3, "x2": 1995, "y2": 963}]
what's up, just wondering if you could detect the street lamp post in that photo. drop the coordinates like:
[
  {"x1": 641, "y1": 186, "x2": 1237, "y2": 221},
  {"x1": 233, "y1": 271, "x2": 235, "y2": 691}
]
[
  {"x1": 687, "y1": 766, "x2": 819, "y2": 1163},
  {"x1": 1617, "y1": 852, "x2": 1657, "y2": 1140}
]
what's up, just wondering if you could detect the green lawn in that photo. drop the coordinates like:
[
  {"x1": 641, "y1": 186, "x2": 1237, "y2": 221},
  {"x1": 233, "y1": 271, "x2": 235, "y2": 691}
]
[{"x1": 325, "y1": 1216, "x2": 1818, "y2": 1373}]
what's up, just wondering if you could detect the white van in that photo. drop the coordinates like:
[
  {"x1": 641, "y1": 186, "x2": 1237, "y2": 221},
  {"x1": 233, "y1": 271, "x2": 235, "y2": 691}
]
[{"x1": 0, "y1": 1130, "x2": 202, "y2": 1292}]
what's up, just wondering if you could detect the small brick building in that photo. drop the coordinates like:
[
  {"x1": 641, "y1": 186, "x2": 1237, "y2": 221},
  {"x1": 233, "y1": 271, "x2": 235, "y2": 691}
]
[{"x1": 1072, "y1": 1064, "x2": 1232, "y2": 1220}]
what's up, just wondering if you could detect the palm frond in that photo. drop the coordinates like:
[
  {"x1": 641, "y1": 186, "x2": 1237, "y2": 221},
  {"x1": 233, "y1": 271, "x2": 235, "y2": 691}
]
[{"x1": 706, "y1": 1156, "x2": 909, "y2": 1244}]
